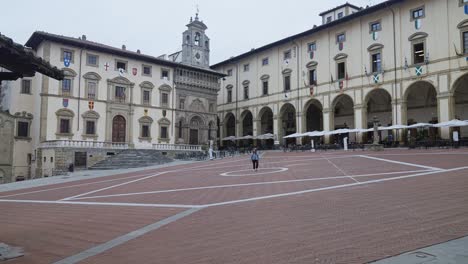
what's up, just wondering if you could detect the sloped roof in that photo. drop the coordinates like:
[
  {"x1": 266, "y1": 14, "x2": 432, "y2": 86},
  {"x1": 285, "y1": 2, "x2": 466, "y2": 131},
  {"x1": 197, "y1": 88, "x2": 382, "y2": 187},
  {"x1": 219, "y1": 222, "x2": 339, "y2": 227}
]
[
  {"x1": 211, "y1": 0, "x2": 403, "y2": 69},
  {"x1": 25, "y1": 31, "x2": 224, "y2": 77},
  {"x1": 0, "y1": 32, "x2": 64, "y2": 81}
]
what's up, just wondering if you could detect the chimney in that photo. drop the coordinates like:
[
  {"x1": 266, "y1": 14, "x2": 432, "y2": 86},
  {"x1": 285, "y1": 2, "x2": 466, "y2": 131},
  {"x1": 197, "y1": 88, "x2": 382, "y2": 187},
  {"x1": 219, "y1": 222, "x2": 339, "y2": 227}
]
[
  {"x1": 137, "y1": 49, "x2": 141, "y2": 54},
  {"x1": 82, "y1": 35, "x2": 87, "y2": 41},
  {"x1": 122, "y1": 45, "x2": 126, "y2": 50}
]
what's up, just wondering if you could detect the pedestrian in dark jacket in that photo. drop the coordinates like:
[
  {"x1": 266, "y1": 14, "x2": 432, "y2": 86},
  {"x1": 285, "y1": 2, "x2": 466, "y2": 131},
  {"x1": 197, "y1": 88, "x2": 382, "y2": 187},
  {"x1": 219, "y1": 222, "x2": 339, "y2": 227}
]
[{"x1": 251, "y1": 148, "x2": 259, "y2": 171}]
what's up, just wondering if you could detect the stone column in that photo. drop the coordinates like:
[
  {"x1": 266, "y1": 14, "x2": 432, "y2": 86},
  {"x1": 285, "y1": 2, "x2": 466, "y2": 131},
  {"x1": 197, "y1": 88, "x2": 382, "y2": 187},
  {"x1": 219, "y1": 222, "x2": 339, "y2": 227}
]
[
  {"x1": 273, "y1": 115, "x2": 279, "y2": 146},
  {"x1": 253, "y1": 118, "x2": 259, "y2": 147},
  {"x1": 395, "y1": 100, "x2": 407, "y2": 143},
  {"x1": 437, "y1": 92, "x2": 453, "y2": 139},
  {"x1": 323, "y1": 108, "x2": 331, "y2": 144},
  {"x1": 235, "y1": 120, "x2": 241, "y2": 146},
  {"x1": 219, "y1": 121, "x2": 224, "y2": 147},
  {"x1": 354, "y1": 104, "x2": 365, "y2": 143},
  {"x1": 296, "y1": 112, "x2": 303, "y2": 145}
]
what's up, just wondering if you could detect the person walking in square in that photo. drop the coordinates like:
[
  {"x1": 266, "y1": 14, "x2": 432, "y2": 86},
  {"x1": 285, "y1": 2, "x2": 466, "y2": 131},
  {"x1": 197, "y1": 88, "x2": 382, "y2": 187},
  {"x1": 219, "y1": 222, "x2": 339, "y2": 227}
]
[{"x1": 251, "y1": 148, "x2": 259, "y2": 171}]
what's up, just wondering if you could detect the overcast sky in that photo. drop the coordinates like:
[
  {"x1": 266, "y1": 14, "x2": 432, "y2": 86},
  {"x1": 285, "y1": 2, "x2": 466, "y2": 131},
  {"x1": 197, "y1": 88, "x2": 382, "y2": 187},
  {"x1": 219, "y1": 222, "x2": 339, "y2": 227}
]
[{"x1": 2, "y1": 0, "x2": 385, "y2": 65}]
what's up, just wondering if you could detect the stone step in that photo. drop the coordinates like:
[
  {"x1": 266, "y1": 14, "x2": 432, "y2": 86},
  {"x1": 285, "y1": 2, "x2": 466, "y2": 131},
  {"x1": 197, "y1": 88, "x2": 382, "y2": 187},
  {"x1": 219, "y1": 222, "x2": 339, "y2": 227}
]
[{"x1": 89, "y1": 149, "x2": 173, "y2": 170}]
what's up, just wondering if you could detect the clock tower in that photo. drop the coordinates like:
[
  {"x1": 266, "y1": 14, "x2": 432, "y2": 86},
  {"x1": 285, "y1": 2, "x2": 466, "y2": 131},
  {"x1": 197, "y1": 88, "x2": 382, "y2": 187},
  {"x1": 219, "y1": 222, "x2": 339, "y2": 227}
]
[{"x1": 181, "y1": 12, "x2": 210, "y2": 68}]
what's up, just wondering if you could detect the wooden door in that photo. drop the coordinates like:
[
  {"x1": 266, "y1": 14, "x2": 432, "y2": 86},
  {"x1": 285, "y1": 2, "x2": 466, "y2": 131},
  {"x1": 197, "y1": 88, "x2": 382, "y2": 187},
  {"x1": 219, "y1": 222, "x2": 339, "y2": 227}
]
[
  {"x1": 190, "y1": 129, "x2": 198, "y2": 145},
  {"x1": 112, "y1": 115, "x2": 126, "y2": 142}
]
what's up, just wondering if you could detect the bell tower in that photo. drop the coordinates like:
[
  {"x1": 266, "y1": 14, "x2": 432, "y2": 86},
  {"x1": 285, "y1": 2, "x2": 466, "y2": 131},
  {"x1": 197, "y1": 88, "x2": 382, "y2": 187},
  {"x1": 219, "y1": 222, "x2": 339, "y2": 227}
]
[{"x1": 181, "y1": 12, "x2": 210, "y2": 68}]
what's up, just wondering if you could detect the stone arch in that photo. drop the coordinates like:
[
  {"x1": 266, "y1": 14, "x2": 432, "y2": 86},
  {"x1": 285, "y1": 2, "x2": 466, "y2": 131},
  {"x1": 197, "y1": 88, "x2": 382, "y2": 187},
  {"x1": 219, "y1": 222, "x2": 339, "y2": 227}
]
[
  {"x1": 258, "y1": 106, "x2": 274, "y2": 135},
  {"x1": 332, "y1": 94, "x2": 355, "y2": 143},
  {"x1": 279, "y1": 103, "x2": 296, "y2": 145},
  {"x1": 451, "y1": 73, "x2": 468, "y2": 137},
  {"x1": 139, "y1": 81, "x2": 155, "y2": 89},
  {"x1": 364, "y1": 88, "x2": 393, "y2": 143},
  {"x1": 240, "y1": 109, "x2": 254, "y2": 136},
  {"x1": 0, "y1": 169, "x2": 4, "y2": 184},
  {"x1": 405, "y1": 80, "x2": 439, "y2": 140},
  {"x1": 224, "y1": 112, "x2": 236, "y2": 138},
  {"x1": 56, "y1": 108, "x2": 75, "y2": 117},
  {"x1": 62, "y1": 68, "x2": 77, "y2": 77},
  {"x1": 82, "y1": 110, "x2": 100, "y2": 119},
  {"x1": 303, "y1": 99, "x2": 323, "y2": 133},
  {"x1": 109, "y1": 76, "x2": 133, "y2": 86}
]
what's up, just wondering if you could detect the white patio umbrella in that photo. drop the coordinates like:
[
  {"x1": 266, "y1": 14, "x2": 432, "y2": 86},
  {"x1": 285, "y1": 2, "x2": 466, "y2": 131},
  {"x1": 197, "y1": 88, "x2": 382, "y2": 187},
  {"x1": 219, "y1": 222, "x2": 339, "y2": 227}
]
[
  {"x1": 222, "y1": 136, "x2": 237, "y2": 141},
  {"x1": 433, "y1": 120, "x2": 468, "y2": 128},
  {"x1": 283, "y1": 132, "x2": 303, "y2": 139},
  {"x1": 238, "y1": 135, "x2": 254, "y2": 140},
  {"x1": 407, "y1": 123, "x2": 433, "y2": 129},
  {"x1": 378, "y1": 124, "x2": 408, "y2": 131}
]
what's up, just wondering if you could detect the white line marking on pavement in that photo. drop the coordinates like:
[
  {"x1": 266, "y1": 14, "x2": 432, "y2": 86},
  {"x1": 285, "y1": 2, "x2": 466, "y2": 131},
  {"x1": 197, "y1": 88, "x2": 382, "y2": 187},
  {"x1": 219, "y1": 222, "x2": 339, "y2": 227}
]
[
  {"x1": 0, "y1": 172, "x2": 159, "y2": 199},
  {"x1": 220, "y1": 167, "x2": 288, "y2": 177},
  {"x1": 53, "y1": 207, "x2": 202, "y2": 264},
  {"x1": 359, "y1": 155, "x2": 444, "y2": 171},
  {"x1": 61, "y1": 172, "x2": 168, "y2": 201},
  {"x1": 0, "y1": 199, "x2": 200, "y2": 209},
  {"x1": 321, "y1": 154, "x2": 360, "y2": 183},
  {"x1": 69, "y1": 170, "x2": 429, "y2": 201},
  {"x1": 202, "y1": 167, "x2": 468, "y2": 207}
]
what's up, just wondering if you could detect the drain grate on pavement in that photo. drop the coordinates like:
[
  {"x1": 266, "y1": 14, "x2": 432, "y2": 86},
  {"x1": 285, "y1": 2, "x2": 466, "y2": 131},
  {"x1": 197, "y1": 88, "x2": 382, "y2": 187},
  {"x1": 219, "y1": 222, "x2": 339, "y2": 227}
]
[{"x1": 0, "y1": 243, "x2": 24, "y2": 261}]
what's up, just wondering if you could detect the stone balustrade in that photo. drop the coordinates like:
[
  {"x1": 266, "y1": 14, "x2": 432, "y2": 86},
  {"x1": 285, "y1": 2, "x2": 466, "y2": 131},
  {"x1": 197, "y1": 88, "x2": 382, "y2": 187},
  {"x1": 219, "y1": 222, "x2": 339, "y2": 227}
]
[
  {"x1": 40, "y1": 140, "x2": 129, "y2": 149},
  {"x1": 152, "y1": 143, "x2": 202, "y2": 151}
]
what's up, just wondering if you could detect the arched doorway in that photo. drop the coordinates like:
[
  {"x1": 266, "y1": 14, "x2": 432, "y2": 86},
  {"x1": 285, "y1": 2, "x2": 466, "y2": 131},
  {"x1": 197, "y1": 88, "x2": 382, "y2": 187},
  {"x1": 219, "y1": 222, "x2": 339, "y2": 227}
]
[
  {"x1": 332, "y1": 94, "x2": 355, "y2": 144},
  {"x1": 405, "y1": 81, "x2": 438, "y2": 141},
  {"x1": 112, "y1": 115, "x2": 126, "y2": 142},
  {"x1": 453, "y1": 74, "x2": 468, "y2": 138},
  {"x1": 240, "y1": 110, "x2": 253, "y2": 148},
  {"x1": 303, "y1": 99, "x2": 323, "y2": 145},
  {"x1": 365, "y1": 89, "x2": 392, "y2": 143},
  {"x1": 189, "y1": 116, "x2": 204, "y2": 145},
  {"x1": 279, "y1": 103, "x2": 296, "y2": 146},
  {"x1": 258, "y1": 107, "x2": 274, "y2": 149},
  {"x1": 224, "y1": 113, "x2": 236, "y2": 148}
]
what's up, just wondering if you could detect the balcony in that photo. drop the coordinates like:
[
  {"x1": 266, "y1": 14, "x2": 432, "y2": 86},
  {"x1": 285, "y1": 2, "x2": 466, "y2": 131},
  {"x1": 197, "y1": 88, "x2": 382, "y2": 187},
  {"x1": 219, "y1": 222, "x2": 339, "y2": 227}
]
[{"x1": 152, "y1": 143, "x2": 202, "y2": 152}]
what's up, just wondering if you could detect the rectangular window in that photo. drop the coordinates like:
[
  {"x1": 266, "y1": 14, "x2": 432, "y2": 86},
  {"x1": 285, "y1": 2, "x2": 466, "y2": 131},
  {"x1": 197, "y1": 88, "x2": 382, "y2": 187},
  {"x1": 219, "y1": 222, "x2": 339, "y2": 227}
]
[
  {"x1": 227, "y1": 69, "x2": 233, "y2": 76},
  {"x1": 87, "y1": 81, "x2": 97, "y2": 99},
  {"x1": 463, "y1": 31, "x2": 468, "y2": 54},
  {"x1": 115, "y1": 86, "x2": 126, "y2": 102},
  {"x1": 143, "y1": 65, "x2": 151, "y2": 76},
  {"x1": 209, "y1": 103, "x2": 214, "y2": 113},
  {"x1": 337, "y1": 12, "x2": 343, "y2": 19},
  {"x1": 161, "y1": 69, "x2": 170, "y2": 79},
  {"x1": 62, "y1": 78, "x2": 71, "y2": 95},
  {"x1": 370, "y1": 22, "x2": 381, "y2": 32},
  {"x1": 227, "y1": 90, "x2": 232, "y2": 103},
  {"x1": 262, "y1": 58, "x2": 269, "y2": 66},
  {"x1": 116, "y1": 61, "x2": 127, "y2": 71},
  {"x1": 327, "y1": 17, "x2": 332, "y2": 23},
  {"x1": 337, "y1": 62, "x2": 346, "y2": 80},
  {"x1": 243, "y1": 64, "x2": 249, "y2": 72},
  {"x1": 307, "y1": 42, "x2": 317, "y2": 52},
  {"x1": 86, "y1": 121, "x2": 95, "y2": 135},
  {"x1": 412, "y1": 8, "x2": 424, "y2": 19},
  {"x1": 60, "y1": 119, "x2": 70, "y2": 134},
  {"x1": 161, "y1": 93, "x2": 168, "y2": 105},
  {"x1": 161, "y1": 127, "x2": 168, "y2": 139},
  {"x1": 143, "y1": 90, "x2": 150, "y2": 104},
  {"x1": 17, "y1": 121, "x2": 29, "y2": 137},
  {"x1": 179, "y1": 99, "x2": 185, "y2": 109},
  {"x1": 413, "y1": 42, "x2": 425, "y2": 64},
  {"x1": 87, "y1": 54, "x2": 98, "y2": 66},
  {"x1": 284, "y1": 75, "x2": 291, "y2": 91},
  {"x1": 142, "y1": 125, "x2": 150, "y2": 138},
  {"x1": 21, "y1": 80, "x2": 31, "y2": 94},
  {"x1": 262, "y1": 81, "x2": 269, "y2": 95},
  {"x1": 243, "y1": 86, "x2": 249, "y2": 100},
  {"x1": 284, "y1": 50, "x2": 292, "y2": 60},
  {"x1": 337, "y1": 33, "x2": 346, "y2": 43},
  {"x1": 309, "y1": 69, "x2": 317, "y2": 85},
  {"x1": 372, "y1": 53, "x2": 382, "y2": 73},
  {"x1": 63, "y1": 50, "x2": 72, "y2": 62}
]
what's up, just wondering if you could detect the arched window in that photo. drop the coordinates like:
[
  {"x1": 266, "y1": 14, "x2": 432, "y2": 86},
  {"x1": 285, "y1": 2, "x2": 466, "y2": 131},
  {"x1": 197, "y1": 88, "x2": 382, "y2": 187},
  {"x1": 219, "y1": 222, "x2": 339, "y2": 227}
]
[{"x1": 194, "y1": 32, "x2": 201, "y2": 46}]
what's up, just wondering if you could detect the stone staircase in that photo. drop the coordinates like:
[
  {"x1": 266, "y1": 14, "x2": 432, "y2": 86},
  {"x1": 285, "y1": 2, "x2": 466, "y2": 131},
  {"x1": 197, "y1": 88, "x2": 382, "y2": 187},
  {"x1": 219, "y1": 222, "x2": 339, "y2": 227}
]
[{"x1": 89, "y1": 149, "x2": 173, "y2": 170}]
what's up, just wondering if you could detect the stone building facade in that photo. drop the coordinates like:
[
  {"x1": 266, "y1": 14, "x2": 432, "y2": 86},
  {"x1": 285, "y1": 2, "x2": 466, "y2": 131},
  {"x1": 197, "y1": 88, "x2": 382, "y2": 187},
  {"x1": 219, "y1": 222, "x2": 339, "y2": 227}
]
[
  {"x1": 0, "y1": 15, "x2": 222, "y2": 182},
  {"x1": 212, "y1": 0, "x2": 468, "y2": 146}
]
